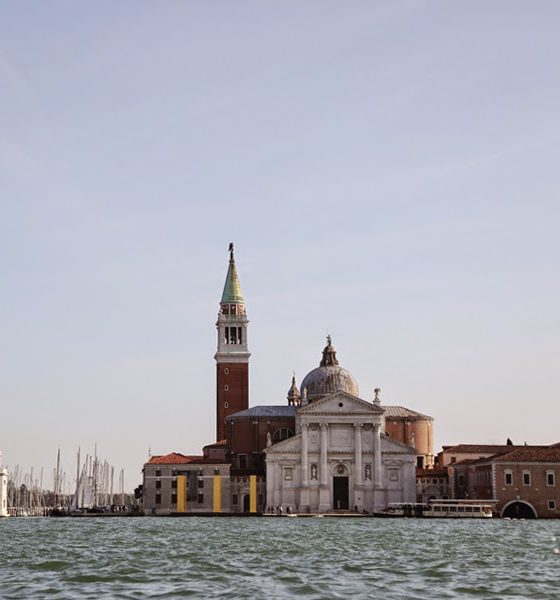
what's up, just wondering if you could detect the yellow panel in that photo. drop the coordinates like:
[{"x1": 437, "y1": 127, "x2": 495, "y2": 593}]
[
  {"x1": 213, "y1": 474, "x2": 222, "y2": 513},
  {"x1": 249, "y1": 475, "x2": 257, "y2": 513},
  {"x1": 177, "y1": 475, "x2": 187, "y2": 513}
]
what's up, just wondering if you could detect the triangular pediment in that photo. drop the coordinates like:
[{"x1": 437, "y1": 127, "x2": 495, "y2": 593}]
[
  {"x1": 381, "y1": 433, "x2": 416, "y2": 454},
  {"x1": 264, "y1": 432, "x2": 301, "y2": 454},
  {"x1": 298, "y1": 390, "x2": 385, "y2": 416}
]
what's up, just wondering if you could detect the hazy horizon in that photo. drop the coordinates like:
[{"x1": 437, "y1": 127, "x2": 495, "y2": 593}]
[{"x1": 2, "y1": 1, "x2": 559, "y2": 490}]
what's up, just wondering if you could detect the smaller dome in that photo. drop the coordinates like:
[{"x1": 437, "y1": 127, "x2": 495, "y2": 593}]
[
  {"x1": 300, "y1": 336, "x2": 359, "y2": 402},
  {"x1": 287, "y1": 374, "x2": 300, "y2": 406}
]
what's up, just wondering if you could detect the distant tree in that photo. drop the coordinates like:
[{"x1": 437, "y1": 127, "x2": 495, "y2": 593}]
[
  {"x1": 506, "y1": 438, "x2": 513, "y2": 446},
  {"x1": 134, "y1": 484, "x2": 143, "y2": 500}
]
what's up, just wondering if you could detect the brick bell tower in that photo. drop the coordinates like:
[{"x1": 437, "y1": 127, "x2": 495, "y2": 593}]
[{"x1": 215, "y1": 243, "x2": 250, "y2": 442}]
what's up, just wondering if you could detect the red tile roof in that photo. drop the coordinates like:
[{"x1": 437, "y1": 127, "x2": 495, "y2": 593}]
[
  {"x1": 384, "y1": 406, "x2": 434, "y2": 420},
  {"x1": 491, "y1": 447, "x2": 560, "y2": 463},
  {"x1": 442, "y1": 444, "x2": 546, "y2": 454},
  {"x1": 416, "y1": 468, "x2": 448, "y2": 477},
  {"x1": 203, "y1": 440, "x2": 227, "y2": 449},
  {"x1": 147, "y1": 452, "x2": 203, "y2": 465}
]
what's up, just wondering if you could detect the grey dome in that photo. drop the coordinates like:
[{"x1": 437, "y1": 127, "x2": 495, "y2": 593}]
[{"x1": 300, "y1": 337, "x2": 359, "y2": 402}]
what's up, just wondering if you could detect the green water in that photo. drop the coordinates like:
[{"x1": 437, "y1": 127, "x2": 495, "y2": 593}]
[{"x1": 0, "y1": 517, "x2": 559, "y2": 599}]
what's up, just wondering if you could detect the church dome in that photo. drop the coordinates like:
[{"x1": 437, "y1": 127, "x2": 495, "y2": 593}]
[{"x1": 300, "y1": 336, "x2": 359, "y2": 402}]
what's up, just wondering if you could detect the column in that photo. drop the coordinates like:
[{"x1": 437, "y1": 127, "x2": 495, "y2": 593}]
[
  {"x1": 320, "y1": 423, "x2": 328, "y2": 486},
  {"x1": 354, "y1": 423, "x2": 363, "y2": 486},
  {"x1": 301, "y1": 423, "x2": 309, "y2": 487},
  {"x1": 373, "y1": 423, "x2": 382, "y2": 489},
  {"x1": 299, "y1": 423, "x2": 310, "y2": 512},
  {"x1": 318, "y1": 423, "x2": 330, "y2": 512},
  {"x1": 354, "y1": 423, "x2": 364, "y2": 510}
]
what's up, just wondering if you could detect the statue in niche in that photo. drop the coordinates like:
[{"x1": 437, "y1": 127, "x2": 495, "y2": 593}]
[
  {"x1": 365, "y1": 464, "x2": 372, "y2": 480},
  {"x1": 310, "y1": 464, "x2": 318, "y2": 480}
]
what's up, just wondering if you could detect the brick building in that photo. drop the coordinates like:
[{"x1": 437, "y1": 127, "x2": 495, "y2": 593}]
[
  {"x1": 142, "y1": 451, "x2": 231, "y2": 515},
  {"x1": 384, "y1": 406, "x2": 434, "y2": 469},
  {"x1": 416, "y1": 467, "x2": 449, "y2": 503},
  {"x1": 448, "y1": 444, "x2": 560, "y2": 518}
]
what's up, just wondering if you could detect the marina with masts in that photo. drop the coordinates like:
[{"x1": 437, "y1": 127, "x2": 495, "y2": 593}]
[{"x1": 1, "y1": 447, "x2": 131, "y2": 517}]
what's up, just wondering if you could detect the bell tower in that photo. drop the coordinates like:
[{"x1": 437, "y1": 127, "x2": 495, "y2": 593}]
[{"x1": 215, "y1": 243, "x2": 250, "y2": 441}]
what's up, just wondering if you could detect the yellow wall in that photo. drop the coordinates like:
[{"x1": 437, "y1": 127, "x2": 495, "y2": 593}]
[
  {"x1": 177, "y1": 475, "x2": 187, "y2": 513},
  {"x1": 213, "y1": 475, "x2": 222, "y2": 513}
]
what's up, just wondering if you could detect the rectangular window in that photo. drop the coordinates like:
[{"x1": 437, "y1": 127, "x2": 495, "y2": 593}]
[
  {"x1": 417, "y1": 456, "x2": 424, "y2": 468},
  {"x1": 239, "y1": 454, "x2": 247, "y2": 469},
  {"x1": 232, "y1": 494, "x2": 238, "y2": 505},
  {"x1": 504, "y1": 471, "x2": 513, "y2": 486},
  {"x1": 523, "y1": 472, "x2": 531, "y2": 486},
  {"x1": 548, "y1": 500, "x2": 556, "y2": 510},
  {"x1": 171, "y1": 493, "x2": 177, "y2": 505},
  {"x1": 197, "y1": 494, "x2": 204, "y2": 504},
  {"x1": 155, "y1": 469, "x2": 161, "y2": 477},
  {"x1": 238, "y1": 327, "x2": 242, "y2": 344},
  {"x1": 155, "y1": 493, "x2": 161, "y2": 505},
  {"x1": 547, "y1": 471, "x2": 555, "y2": 486},
  {"x1": 172, "y1": 479, "x2": 177, "y2": 489},
  {"x1": 198, "y1": 478, "x2": 204, "y2": 489},
  {"x1": 155, "y1": 480, "x2": 161, "y2": 489},
  {"x1": 225, "y1": 327, "x2": 229, "y2": 344}
]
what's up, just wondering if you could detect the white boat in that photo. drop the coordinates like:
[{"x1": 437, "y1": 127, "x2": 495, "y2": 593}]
[
  {"x1": 424, "y1": 500, "x2": 494, "y2": 518},
  {"x1": 379, "y1": 499, "x2": 495, "y2": 518}
]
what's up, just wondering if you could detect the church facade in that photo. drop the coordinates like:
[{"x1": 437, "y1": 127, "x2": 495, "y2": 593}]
[{"x1": 265, "y1": 341, "x2": 417, "y2": 513}]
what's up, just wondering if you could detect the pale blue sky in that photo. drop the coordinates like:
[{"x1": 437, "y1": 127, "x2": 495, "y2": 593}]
[{"x1": 1, "y1": 1, "x2": 559, "y2": 490}]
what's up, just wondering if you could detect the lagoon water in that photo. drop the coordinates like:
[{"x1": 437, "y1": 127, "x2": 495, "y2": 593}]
[{"x1": 0, "y1": 517, "x2": 559, "y2": 599}]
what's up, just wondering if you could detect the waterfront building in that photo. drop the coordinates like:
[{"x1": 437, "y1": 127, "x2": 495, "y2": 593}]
[
  {"x1": 436, "y1": 443, "x2": 546, "y2": 468},
  {"x1": 142, "y1": 450, "x2": 231, "y2": 515},
  {"x1": 448, "y1": 444, "x2": 560, "y2": 518},
  {"x1": 416, "y1": 467, "x2": 449, "y2": 503},
  {"x1": 264, "y1": 339, "x2": 417, "y2": 513}
]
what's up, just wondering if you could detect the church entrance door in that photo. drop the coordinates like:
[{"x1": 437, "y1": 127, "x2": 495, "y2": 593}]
[{"x1": 333, "y1": 476, "x2": 349, "y2": 510}]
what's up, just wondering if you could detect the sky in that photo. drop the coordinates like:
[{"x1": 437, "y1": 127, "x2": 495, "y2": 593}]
[{"x1": 1, "y1": 1, "x2": 559, "y2": 492}]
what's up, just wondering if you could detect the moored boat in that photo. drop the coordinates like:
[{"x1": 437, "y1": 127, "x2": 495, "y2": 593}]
[{"x1": 377, "y1": 499, "x2": 496, "y2": 518}]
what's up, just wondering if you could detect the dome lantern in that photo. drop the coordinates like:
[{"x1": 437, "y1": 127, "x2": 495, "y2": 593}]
[{"x1": 300, "y1": 336, "x2": 359, "y2": 402}]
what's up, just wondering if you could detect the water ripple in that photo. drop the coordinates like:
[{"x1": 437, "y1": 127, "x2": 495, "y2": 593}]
[{"x1": 1, "y1": 517, "x2": 559, "y2": 599}]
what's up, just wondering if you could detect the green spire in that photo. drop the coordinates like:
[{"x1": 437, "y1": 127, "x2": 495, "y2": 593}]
[{"x1": 221, "y1": 243, "x2": 244, "y2": 304}]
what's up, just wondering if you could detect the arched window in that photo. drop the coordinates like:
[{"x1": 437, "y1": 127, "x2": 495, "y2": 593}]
[{"x1": 273, "y1": 428, "x2": 294, "y2": 442}]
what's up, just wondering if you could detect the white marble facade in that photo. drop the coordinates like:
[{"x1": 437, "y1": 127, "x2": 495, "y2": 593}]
[{"x1": 265, "y1": 391, "x2": 416, "y2": 513}]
